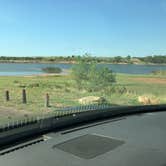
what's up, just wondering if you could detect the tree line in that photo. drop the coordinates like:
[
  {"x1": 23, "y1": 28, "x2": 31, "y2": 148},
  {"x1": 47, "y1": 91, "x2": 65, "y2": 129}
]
[
  {"x1": 0, "y1": 55, "x2": 166, "y2": 64},
  {"x1": 136, "y1": 56, "x2": 166, "y2": 64}
]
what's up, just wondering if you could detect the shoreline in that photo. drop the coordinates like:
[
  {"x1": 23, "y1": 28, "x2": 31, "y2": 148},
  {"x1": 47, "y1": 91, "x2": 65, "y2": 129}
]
[
  {"x1": 0, "y1": 69, "x2": 70, "y2": 77},
  {"x1": 0, "y1": 61, "x2": 166, "y2": 65}
]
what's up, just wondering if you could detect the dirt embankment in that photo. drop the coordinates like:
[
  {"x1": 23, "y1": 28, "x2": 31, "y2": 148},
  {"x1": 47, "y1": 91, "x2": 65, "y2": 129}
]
[{"x1": 131, "y1": 77, "x2": 166, "y2": 84}]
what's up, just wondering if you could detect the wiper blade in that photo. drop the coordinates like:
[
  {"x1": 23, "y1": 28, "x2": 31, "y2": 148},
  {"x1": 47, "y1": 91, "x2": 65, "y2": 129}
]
[{"x1": 0, "y1": 104, "x2": 166, "y2": 149}]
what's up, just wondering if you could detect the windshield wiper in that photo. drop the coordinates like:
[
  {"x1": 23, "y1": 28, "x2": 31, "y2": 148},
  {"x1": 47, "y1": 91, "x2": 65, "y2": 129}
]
[{"x1": 0, "y1": 104, "x2": 166, "y2": 150}]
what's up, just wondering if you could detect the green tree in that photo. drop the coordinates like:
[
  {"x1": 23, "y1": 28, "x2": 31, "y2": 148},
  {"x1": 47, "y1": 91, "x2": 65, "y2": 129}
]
[
  {"x1": 71, "y1": 56, "x2": 90, "y2": 89},
  {"x1": 72, "y1": 55, "x2": 116, "y2": 91},
  {"x1": 113, "y1": 56, "x2": 123, "y2": 63}
]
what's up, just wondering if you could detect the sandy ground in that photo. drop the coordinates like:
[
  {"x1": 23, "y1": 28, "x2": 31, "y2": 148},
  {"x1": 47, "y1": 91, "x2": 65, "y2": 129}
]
[
  {"x1": 0, "y1": 106, "x2": 32, "y2": 119},
  {"x1": 131, "y1": 77, "x2": 166, "y2": 84},
  {"x1": 23, "y1": 73, "x2": 59, "y2": 77},
  {"x1": 23, "y1": 69, "x2": 70, "y2": 77}
]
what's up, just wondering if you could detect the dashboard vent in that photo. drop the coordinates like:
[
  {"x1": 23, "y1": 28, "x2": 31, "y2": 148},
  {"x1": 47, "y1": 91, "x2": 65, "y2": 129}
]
[{"x1": 53, "y1": 134, "x2": 124, "y2": 159}]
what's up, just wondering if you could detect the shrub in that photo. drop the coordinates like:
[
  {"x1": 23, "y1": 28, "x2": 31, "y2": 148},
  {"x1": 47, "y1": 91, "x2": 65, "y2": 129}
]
[
  {"x1": 42, "y1": 67, "x2": 62, "y2": 73},
  {"x1": 72, "y1": 55, "x2": 116, "y2": 91},
  {"x1": 151, "y1": 70, "x2": 166, "y2": 76}
]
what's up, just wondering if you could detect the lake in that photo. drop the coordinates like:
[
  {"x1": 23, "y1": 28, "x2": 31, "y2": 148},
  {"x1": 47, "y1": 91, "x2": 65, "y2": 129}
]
[{"x1": 0, "y1": 63, "x2": 166, "y2": 76}]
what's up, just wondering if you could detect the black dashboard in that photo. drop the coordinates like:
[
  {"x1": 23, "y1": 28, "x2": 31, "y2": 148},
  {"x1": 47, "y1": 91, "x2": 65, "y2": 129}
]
[{"x1": 0, "y1": 110, "x2": 166, "y2": 166}]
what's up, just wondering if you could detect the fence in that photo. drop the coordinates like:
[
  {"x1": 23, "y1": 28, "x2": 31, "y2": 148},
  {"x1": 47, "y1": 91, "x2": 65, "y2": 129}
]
[
  {"x1": 4, "y1": 89, "x2": 51, "y2": 107},
  {"x1": 3, "y1": 89, "x2": 110, "y2": 108}
]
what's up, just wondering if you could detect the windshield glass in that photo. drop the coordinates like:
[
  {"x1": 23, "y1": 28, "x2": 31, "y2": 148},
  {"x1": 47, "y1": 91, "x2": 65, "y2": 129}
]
[{"x1": 0, "y1": 0, "x2": 166, "y2": 126}]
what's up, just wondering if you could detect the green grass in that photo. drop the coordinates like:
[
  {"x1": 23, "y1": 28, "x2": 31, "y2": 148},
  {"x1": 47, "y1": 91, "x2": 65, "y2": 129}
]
[
  {"x1": 116, "y1": 74, "x2": 166, "y2": 103},
  {"x1": 0, "y1": 73, "x2": 165, "y2": 124}
]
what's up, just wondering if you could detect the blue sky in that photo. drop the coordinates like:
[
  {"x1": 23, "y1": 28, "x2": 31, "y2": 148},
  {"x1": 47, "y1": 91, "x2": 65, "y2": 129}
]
[{"x1": 0, "y1": 0, "x2": 166, "y2": 57}]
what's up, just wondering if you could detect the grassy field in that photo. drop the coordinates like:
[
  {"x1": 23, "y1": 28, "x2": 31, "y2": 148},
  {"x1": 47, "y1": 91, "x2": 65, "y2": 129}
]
[{"x1": 0, "y1": 73, "x2": 166, "y2": 124}]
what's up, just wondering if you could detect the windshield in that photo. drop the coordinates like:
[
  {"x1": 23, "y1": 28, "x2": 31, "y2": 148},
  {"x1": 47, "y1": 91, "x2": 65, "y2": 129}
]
[{"x1": 0, "y1": 0, "x2": 166, "y2": 126}]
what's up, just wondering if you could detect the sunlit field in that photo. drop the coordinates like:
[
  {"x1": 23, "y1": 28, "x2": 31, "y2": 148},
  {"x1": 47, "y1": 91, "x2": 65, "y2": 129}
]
[{"x1": 0, "y1": 72, "x2": 165, "y2": 124}]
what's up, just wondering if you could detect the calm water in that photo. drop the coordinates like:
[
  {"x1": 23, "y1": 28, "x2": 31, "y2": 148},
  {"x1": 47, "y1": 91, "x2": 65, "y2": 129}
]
[{"x1": 0, "y1": 63, "x2": 166, "y2": 76}]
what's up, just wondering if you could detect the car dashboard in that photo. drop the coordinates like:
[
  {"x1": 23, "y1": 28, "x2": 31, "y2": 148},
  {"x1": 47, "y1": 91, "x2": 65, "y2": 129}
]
[{"x1": 0, "y1": 111, "x2": 166, "y2": 166}]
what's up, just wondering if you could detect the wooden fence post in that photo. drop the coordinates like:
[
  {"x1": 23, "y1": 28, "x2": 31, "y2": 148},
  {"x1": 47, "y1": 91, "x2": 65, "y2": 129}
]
[
  {"x1": 45, "y1": 93, "x2": 50, "y2": 107},
  {"x1": 22, "y1": 89, "x2": 27, "y2": 104},
  {"x1": 5, "y1": 90, "x2": 10, "y2": 101}
]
